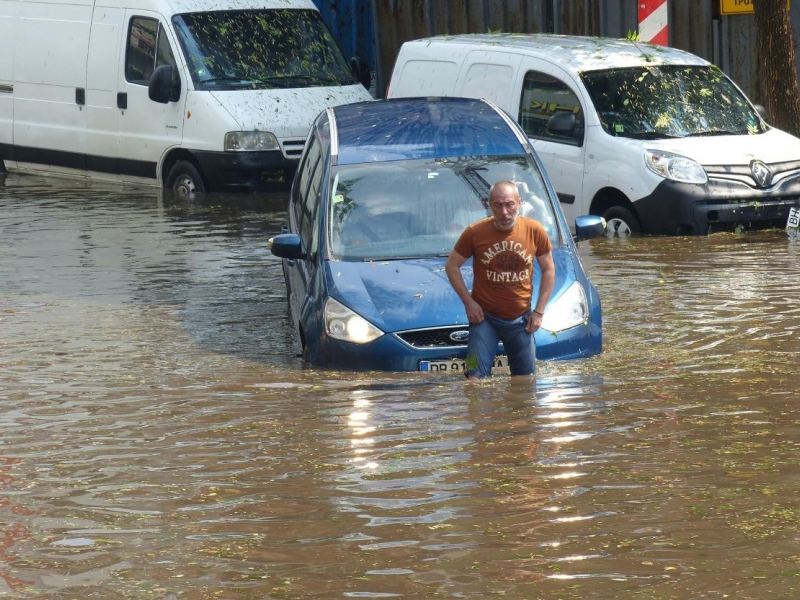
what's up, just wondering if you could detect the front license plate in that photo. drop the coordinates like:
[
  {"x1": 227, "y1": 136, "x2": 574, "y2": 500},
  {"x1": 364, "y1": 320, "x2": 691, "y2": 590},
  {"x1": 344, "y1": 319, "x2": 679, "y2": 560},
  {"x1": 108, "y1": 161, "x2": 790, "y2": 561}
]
[
  {"x1": 419, "y1": 355, "x2": 508, "y2": 372},
  {"x1": 787, "y1": 207, "x2": 800, "y2": 230}
]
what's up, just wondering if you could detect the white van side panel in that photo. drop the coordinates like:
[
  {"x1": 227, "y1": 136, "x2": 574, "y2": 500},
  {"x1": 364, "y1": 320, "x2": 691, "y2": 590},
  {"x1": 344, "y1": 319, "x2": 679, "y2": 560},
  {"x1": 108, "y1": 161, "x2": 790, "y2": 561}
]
[
  {"x1": 390, "y1": 59, "x2": 460, "y2": 98},
  {"x1": 457, "y1": 51, "x2": 521, "y2": 112},
  {"x1": 13, "y1": 0, "x2": 92, "y2": 162},
  {"x1": 86, "y1": 5, "x2": 123, "y2": 161},
  {"x1": 0, "y1": 0, "x2": 16, "y2": 157}
]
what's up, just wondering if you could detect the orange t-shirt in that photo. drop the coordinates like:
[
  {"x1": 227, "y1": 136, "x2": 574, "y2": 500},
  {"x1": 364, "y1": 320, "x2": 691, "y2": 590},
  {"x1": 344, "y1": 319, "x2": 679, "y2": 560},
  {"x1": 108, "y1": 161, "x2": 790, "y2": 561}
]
[{"x1": 454, "y1": 216, "x2": 552, "y2": 319}]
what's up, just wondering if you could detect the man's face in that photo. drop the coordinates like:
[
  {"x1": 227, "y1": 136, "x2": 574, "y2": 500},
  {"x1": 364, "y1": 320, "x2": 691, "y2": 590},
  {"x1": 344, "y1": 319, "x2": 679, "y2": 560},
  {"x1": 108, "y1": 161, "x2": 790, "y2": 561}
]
[{"x1": 490, "y1": 185, "x2": 521, "y2": 231}]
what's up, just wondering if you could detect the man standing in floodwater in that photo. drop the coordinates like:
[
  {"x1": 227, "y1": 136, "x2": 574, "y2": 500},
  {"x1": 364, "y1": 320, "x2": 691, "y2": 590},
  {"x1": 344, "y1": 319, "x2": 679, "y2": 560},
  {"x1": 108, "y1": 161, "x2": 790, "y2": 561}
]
[{"x1": 445, "y1": 180, "x2": 555, "y2": 380}]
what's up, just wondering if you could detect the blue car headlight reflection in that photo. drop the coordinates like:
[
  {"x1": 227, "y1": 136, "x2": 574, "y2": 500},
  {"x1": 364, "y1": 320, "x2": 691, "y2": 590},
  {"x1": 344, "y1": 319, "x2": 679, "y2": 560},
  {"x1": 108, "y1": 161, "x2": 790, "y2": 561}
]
[
  {"x1": 541, "y1": 282, "x2": 589, "y2": 333},
  {"x1": 325, "y1": 298, "x2": 384, "y2": 343}
]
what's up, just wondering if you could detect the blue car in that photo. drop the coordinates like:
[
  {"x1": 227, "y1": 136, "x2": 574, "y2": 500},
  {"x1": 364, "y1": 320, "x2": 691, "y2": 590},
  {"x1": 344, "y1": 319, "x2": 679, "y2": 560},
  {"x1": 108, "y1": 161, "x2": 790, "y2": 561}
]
[{"x1": 269, "y1": 97, "x2": 605, "y2": 372}]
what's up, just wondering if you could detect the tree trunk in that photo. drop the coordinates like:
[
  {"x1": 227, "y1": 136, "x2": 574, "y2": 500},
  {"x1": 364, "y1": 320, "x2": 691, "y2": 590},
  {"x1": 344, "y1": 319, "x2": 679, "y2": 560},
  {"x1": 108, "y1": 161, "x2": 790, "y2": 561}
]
[{"x1": 754, "y1": 0, "x2": 800, "y2": 136}]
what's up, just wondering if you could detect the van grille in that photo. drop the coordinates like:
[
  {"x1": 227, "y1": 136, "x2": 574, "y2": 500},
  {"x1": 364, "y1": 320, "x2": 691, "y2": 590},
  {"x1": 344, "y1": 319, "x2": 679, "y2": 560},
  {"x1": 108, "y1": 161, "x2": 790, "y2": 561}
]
[
  {"x1": 396, "y1": 326, "x2": 469, "y2": 348},
  {"x1": 282, "y1": 139, "x2": 305, "y2": 159},
  {"x1": 705, "y1": 159, "x2": 800, "y2": 188}
]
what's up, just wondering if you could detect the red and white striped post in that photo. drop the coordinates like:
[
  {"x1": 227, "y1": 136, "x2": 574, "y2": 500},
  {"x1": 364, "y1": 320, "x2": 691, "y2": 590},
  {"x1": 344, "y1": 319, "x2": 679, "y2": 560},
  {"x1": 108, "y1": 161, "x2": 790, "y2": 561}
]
[{"x1": 638, "y1": 0, "x2": 669, "y2": 45}]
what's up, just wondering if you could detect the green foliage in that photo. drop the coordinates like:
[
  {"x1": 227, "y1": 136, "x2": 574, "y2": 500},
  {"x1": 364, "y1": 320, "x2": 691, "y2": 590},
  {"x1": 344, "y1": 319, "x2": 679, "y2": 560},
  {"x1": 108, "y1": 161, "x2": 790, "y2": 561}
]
[{"x1": 626, "y1": 29, "x2": 641, "y2": 41}]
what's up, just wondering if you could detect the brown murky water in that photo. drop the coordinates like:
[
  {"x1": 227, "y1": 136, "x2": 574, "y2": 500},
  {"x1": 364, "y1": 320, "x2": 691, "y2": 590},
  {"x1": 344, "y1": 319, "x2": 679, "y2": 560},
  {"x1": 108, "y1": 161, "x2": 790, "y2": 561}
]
[{"x1": 2, "y1": 172, "x2": 800, "y2": 599}]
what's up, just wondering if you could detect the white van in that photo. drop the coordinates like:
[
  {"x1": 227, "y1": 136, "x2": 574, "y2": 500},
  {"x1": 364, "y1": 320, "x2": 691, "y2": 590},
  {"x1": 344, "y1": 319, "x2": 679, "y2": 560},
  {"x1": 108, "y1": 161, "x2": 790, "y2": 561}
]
[
  {"x1": 0, "y1": 0, "x2": 372, "y2": 193},
  {"x1": 388, "y1": 34, "x2": 800, "y2": 235}
]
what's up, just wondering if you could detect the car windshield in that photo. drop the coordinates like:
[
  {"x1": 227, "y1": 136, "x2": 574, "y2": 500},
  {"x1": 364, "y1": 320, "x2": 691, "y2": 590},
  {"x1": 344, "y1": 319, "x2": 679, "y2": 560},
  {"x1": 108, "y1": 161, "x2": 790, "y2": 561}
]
[
  {"x1": 581, "y1": 65, "x2": 765, "y2": 139},
  {"x1": 328, "y1": 155, "x2": 561, "y2": 262},
  {"x1": 173, "y1": 9, "x2": 356, "y2": 90}
]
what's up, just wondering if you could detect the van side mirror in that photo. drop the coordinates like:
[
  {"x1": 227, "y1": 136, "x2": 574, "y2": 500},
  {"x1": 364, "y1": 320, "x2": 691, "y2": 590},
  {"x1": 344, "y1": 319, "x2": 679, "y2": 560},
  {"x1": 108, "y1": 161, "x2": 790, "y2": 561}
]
[
  {"x1": 547, "y1": 112, "x2": 579, "y2": 137},
  {"x1": 754, "y1": 104, "x2": 769, "y2": 122},
  {"x1": 149, "y1": 65, "x2": 181, "y2": 104},
  {"x1": 350, "y1": 56, "x2": 371, "y2": 90}
]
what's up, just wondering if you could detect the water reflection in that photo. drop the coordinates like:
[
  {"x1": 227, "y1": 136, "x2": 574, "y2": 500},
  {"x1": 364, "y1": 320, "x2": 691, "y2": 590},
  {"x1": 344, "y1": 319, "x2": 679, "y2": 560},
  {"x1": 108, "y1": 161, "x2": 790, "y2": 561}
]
[{"x1": 1, "y1": 173, "x2": 800, "y2": 598}]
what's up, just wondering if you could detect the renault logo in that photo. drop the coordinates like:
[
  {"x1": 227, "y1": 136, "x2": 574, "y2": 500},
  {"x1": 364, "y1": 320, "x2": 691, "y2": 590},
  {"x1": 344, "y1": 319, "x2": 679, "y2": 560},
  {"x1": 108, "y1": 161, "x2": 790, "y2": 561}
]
[
  {"x1": 750, "y1": 160, "x2": 772, "y2": 188},
  {"x1": 449, "y1": 330, "x2": 469, "y2": 343}
]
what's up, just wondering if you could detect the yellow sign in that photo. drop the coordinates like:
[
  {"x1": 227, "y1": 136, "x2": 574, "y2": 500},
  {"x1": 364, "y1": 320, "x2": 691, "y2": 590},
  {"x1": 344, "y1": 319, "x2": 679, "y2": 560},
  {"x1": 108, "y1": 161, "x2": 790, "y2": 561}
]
[
  {"x1": 721, "y1": 0, "x2": 789, "y2": 15},
  {"x1": 721, "y1": 0, "x2": 754, "y2": 14}
]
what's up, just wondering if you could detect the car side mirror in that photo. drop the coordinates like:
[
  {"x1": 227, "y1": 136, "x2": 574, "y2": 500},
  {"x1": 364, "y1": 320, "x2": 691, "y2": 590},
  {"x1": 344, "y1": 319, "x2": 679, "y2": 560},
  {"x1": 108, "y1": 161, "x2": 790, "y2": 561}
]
[
  {"x1": 149, "y1": 65, "x2": 181, "y2": 104},
  {"x1": 269, "y1": 233, "x2": 306, "y2": 259},
  {"x1": 573, "y1": 215, "x2": 606, "y2": 242},
  {"x1": 754, "y1": 104, "x2": 769, "y2": 122},
  {"x1": 350, "y1": 56, "x2": 371, "y2": 90}
]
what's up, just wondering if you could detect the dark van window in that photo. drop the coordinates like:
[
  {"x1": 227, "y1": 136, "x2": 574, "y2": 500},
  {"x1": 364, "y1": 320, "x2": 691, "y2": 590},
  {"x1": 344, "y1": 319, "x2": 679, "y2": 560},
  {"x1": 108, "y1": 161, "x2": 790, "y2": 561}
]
[
  {"x1": 518, "y1": 71, "x2": 583, "y2": 145},
  {"x1": 125, "y1": 17, "x2": 176, "y2": 85}
]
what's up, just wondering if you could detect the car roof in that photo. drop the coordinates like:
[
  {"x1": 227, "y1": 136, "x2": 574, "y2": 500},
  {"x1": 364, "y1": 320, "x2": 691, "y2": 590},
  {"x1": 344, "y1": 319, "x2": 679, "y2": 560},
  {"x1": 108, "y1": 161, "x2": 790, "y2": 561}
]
[
  {"x1": 331, "y1": 97, "x2": 529, "y2": 165},
  {"x1": 403, "y1": 33, "x2": 710, "y2": 73}
]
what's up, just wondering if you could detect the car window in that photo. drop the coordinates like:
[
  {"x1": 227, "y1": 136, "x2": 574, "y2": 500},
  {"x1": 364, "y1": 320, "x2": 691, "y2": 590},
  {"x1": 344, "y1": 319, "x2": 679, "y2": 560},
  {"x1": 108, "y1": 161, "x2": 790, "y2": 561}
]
[
  {"x1": 518, "y1": 71, "x2": 583, "y2": 145},
  {"x1": 125, "y1": 17, "x2": 176, "y2": 85},
  {"x1": 328, "y1": 155, "x2": 561, "y2": 261}
]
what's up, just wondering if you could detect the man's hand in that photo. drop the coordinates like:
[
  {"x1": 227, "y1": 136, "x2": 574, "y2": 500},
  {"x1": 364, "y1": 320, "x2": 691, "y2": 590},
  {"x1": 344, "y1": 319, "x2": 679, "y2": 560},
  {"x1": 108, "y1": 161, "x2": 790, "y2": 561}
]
[
  {"x1": 464, "y1": 297, "x2": 485, "y2": 324},
  {"x1": 526, "y1": 311, "x2": 542, "y2": 333}
]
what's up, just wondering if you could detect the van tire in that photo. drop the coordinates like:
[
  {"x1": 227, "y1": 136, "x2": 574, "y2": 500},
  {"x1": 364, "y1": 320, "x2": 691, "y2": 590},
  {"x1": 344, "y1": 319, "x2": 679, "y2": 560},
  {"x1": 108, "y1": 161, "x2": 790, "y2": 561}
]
[
  {"x1": 602, "y1": 206, "x2": 641, "y2": 237},
  {"x1": 166, "y1": 161, "x2": 205, "y2": 197}
]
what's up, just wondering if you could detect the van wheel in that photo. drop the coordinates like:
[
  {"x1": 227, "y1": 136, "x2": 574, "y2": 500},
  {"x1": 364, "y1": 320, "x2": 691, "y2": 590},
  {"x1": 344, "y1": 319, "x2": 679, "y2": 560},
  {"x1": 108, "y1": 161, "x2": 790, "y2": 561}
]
[
  {"x1": 602, "y1": 206, "x2": 641, "y2": 237},
  {"x1": 166, "y1": 161, "x2": 205, "y2": 197}
]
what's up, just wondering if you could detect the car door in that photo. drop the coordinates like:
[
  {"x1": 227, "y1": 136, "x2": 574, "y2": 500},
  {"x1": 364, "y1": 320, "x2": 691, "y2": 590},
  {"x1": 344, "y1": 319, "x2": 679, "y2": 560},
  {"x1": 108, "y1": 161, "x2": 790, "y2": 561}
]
[
  {"x1": 516, "y1": 64, "x2": 586, "y2": 227},
  {"x1": 285, "y1": 133, "x2": 324, "y2": 332},
  {"x1": 116, "y1": 11, "x2": 184, "y2": 183}
]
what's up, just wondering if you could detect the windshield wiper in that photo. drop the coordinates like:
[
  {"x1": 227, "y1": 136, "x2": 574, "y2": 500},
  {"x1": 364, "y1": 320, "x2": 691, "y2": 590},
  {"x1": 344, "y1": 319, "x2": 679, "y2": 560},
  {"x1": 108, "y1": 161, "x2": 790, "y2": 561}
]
[
  {"x1": 252, "y1": 75, "x2": 351, "y2": 88},
  {"x1": 196, "y1": 77, "x2": 257, "y2": 88},
  {"x1": 623, "y1": 131, "x2": 681, "y2": 140},
  {"x1": 690, "y1": 129, "x2": 742, "y2": 137}
]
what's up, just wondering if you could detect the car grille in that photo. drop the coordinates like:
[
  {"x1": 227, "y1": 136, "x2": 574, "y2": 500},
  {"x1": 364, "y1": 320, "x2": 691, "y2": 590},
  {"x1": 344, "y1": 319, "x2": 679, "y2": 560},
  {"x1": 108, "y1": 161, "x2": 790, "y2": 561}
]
[
  {"x1": 396, "y1": 326, "x2": 469, "y2": 348},
  {"x1": 282, "y1": 139, "x2": 305, "y2": 160}
]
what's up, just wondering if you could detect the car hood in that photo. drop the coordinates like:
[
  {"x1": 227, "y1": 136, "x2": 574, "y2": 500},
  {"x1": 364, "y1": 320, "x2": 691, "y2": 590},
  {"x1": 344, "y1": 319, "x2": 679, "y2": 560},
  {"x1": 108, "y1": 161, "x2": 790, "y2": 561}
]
[
  {"x1": 323, "y1": 250, "x2": 577, "y2": 333},
  {"x1": 633, "y1": 127, "x2": 800, "y2": 165},
  {"x1": 208, "y1": 85, "x2": 372, "y2": 139}
]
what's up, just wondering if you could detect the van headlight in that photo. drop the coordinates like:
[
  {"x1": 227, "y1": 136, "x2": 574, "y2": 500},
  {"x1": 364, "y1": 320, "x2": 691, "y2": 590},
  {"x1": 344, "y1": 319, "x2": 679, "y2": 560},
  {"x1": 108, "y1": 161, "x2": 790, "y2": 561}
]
[
  {"x1": 644, "y1": 150, "x2": 707, "y2": 184},
  {"x1": 541, "y1": 282, "x2": 589, "y2": 333},
  {"x1": 225, "y1": 131, "x2": 280, "y2": 152},
  {"x1": 325, "y1": 298, "x2": 384, "y2": 344}
]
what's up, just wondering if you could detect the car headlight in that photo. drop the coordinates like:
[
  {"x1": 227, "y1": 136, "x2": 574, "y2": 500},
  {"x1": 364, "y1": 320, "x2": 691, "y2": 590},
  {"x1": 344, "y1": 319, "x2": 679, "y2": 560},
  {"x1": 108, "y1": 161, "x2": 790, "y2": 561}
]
[
  {"x1": 224, "y1": 131, "x2": 280, "y2": 152},
  {"x1": 541, "y1": 282, "x2": 589, "y2": 333},
  {"x1": 644, "y1": 150, "x2": 707, "y2": 184},
  {"x1": 325, "y1": 298, "x2": 384, "y2": 344}
]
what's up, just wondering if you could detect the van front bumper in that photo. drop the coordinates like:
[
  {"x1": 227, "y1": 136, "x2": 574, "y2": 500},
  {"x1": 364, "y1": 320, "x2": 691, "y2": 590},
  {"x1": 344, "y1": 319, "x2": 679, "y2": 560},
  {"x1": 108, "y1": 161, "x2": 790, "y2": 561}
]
[
  {"x1": 193, "y1": 150, "x2": 298, "y2": 191},
  {"x1": 634, "y1": 175, "x2": 800, "y2": 235}
]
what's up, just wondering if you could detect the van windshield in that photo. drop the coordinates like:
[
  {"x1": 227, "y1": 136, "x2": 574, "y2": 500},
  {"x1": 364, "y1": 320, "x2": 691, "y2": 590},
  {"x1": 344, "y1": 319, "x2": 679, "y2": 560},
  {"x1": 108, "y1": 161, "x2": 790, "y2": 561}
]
[
  {"x1": 173, "y1": 9, "x2": 357, "y2": 90},
  {"x1": 581, "y1": 65, "x2": 766, "y2": 139},
  {"x1": 328, "y1": 156, "x2": 562, "y2": 262}
]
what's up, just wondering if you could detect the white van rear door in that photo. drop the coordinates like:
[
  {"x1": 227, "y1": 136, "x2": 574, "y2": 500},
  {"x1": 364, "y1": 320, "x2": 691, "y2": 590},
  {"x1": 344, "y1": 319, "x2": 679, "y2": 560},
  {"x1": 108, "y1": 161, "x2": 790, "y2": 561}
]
[{"x1": 115, "y1": 10, "x2": 184, "y2": 183}]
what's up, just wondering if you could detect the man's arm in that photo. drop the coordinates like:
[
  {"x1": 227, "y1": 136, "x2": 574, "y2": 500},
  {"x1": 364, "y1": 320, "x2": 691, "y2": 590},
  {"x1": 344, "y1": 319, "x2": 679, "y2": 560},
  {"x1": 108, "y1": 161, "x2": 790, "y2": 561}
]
[
  {"x1": 445, "y1": 250, "x2": 485, "y2": 323},
  {"x1": 526, "y1": 251, "x2": 555, "y2": 333}
]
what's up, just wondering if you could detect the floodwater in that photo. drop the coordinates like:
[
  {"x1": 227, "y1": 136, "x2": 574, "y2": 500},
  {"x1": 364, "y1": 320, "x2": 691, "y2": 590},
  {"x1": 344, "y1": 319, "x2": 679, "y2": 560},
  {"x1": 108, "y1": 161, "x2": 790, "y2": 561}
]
[{"x1": 1, "y1": 172, "x2": 800, "y2": 600}]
